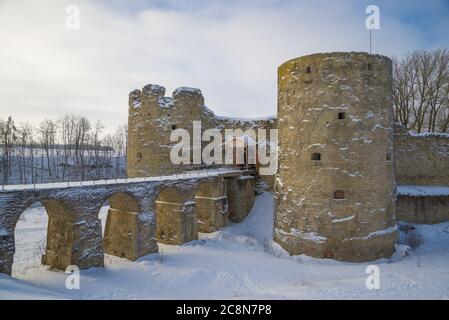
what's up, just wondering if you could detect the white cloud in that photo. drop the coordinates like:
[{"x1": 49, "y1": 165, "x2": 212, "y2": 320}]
[{"x1": 0, "y1": 0, "x2": 448, "y2": 133}]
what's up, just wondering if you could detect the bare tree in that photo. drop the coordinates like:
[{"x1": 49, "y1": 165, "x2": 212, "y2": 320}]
[
  {"x1": 392, "y1": 55, "x2": 417, "y2": 129},
  {"x1": 0, "y1": 116, "x2": 17, "y2": 184},
  {"x1": 73, "y1": 116, "x2": 91, "y2": 180},
  {"x1": 38, "y1": 119, "x2": 58, "y2": 182},
  {"x1": 60, "y1": 114, "x2": 76, "y2": 179},
  {"x1": 92, "y1": 120, "x2": 104, "y2": 178},
  {"x1": 116, "y1": 125, "x2": 127, "y2": 154},
  {"x1": 393, "y1": 49, "x2": 449, "y2": 133},
  {"x1": 1, "y1": 113, "x2": 125, "y2": 185},
  {"x1": 115, "y1": 124, "x2": 127, "y2": 178},
  {"x1": 98, "y1": 124, "x2": 128, "y2": 180},
  {"x1": 27, "y1": 126, "x2": 37, "y2": 184},
  {"x1": 16, "y1": 122, "x2": 33, "y2": 184},
  {"x1": 421, "y1": 50, "x2": 449, "y2": 132}
]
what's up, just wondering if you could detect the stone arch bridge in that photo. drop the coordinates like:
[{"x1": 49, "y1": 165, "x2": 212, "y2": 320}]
[{"x1": 0, "y1": 169, "x2": 256, "y2": 275}]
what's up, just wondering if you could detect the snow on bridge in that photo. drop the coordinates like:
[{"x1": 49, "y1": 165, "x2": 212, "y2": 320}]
[{"x1": 0, "y1": 167, "x2": 243, "y2": 192}]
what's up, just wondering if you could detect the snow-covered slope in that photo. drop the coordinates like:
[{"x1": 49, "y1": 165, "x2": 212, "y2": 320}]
[{"x1": 1, "y1": 193, "x2": 449, "y2": 300}]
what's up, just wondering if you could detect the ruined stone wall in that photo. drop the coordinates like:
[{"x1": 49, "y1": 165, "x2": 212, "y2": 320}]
[
  {"x1": 274, "y1": 52, "x2": 397, "y2": 262},
  {"x1": 127, "y1": 85, "x2": 276, "y2": 179},
  {"x1": 394, "y1": 125, "x2": 449, "y2": 186},
  {"x1": 397, "y1": 195, "x2": 449, "y2": 224}
]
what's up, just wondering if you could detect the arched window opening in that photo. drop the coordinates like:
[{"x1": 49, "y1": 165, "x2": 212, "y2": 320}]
[
  {"x1": 386, "y1": 153, "x2": 392, "y2": 161},
  {"x1": 333, "y1": 190, "x2": 346, "y2": 200},
  {"x1": 338, "y1": 112, "x2": 346, "y2": 120},
  {"x1": 367, "y1": 63, "x2": 373, "y2": 71},
  {"x1": 306, "y1": 66, "x2": 311, "y2": 74},
  {"x1": 311, "y1": 153, "x2": 321, "y2": 161}
]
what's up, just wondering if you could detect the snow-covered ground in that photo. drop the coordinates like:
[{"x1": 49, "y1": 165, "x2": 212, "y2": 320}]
[
  {"x1": 397, "y1": 185, "x2": 449, "y2": 197},
  {"x1": 1, "y1": 192, "x2": 449, "y2": 300}
]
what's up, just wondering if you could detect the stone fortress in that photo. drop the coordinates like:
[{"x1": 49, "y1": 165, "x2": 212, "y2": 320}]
[
  {"x1": 128, "y1": 51, "x2": 449, "y2": 262},
  {"x1": 1, "y1": 51, "x2": 449, "y2": 276}
]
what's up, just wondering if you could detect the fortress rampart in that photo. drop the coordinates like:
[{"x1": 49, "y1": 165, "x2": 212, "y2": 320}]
[{"x1": 395, "y1": 125, "x2": 449, "y2": 186}]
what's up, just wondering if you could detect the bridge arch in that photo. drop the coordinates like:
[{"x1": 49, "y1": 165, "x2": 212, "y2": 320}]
[
  {"x1": 12, "y1": 197, "x2": 77, "y2": 275},
  {"x1": 12, "y1": 201, "x2": 48, "y2": 278}
]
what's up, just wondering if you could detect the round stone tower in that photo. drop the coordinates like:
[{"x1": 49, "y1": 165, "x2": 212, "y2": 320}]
[{"x1": 274, "y1": 52, "x2": 397, "y2": 262}]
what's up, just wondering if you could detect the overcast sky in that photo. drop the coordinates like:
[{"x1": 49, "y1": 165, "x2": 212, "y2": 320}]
[{"x1": 1, "y1": 0, "x2": 448, "y2": 133}]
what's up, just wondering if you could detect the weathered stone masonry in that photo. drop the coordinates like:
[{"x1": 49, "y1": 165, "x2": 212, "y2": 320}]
[
  {"x1": 127, "y1": 85, "x2": 277, "y2": 179},
  {"x1": 3, "y1": 50, "x2": 447, "y2": 275},
  {"x1": 395, "y1": 125, "x2": 449, "y2": 186},
  {"x1": 396, "y1": 193, "x2": 449, "y2": 224},
  {"x1": 126, "y1": 55, "x2": 449, "y2": 262},
  {"x1": 0, "y1": 171, "x2": 255, "y2": 275},
  {"x1": 274, "y1": 52, "x2": 397, "y2": 262},
  {"x1": 395, "y1": 126, "x2": 449, "y2": 224}
]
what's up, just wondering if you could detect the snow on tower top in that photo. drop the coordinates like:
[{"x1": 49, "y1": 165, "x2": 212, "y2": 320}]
[
  {"x1": 142, "y1": 84, "x2": 166, "y2": 96},
  {"x1": 173, "y1": 87, "x2": 202, "y2": 97}
]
